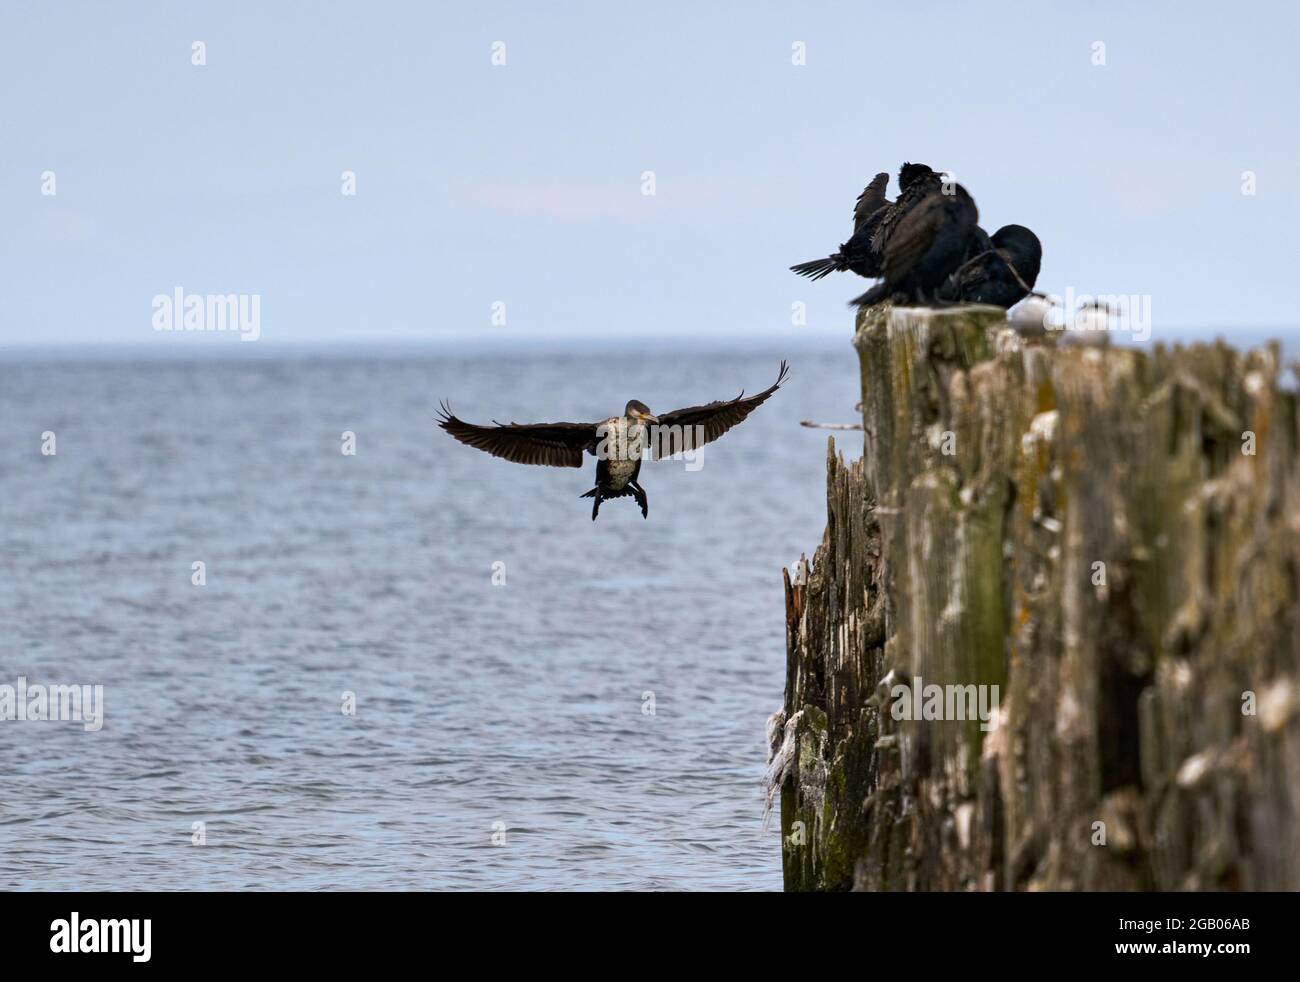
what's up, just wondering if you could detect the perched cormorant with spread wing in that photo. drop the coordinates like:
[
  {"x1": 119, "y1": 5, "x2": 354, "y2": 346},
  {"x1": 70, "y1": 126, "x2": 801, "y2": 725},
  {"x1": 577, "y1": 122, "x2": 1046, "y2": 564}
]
[
  {"x1": 849, "y1": 178, "x2": 979, "y2": 308},
  {"x1": 437, "y1": 362, "x2": 790, "y2": 520},
  {"x1": 789, "y1": 172, "x2": 893, "y2": 281}
]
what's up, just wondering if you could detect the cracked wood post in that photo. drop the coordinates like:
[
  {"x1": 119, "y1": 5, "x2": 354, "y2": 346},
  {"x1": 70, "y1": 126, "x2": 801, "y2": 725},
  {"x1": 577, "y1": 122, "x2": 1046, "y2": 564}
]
[{"x1": 773, "y1": 304, "x2": 1300, "y2": 891}]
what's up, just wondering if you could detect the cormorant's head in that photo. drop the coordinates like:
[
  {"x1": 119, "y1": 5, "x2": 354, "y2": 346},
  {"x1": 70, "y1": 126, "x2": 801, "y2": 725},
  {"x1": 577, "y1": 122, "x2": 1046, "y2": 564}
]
[
  {"x1": 898, "y1": 162, "x2": 935, "y2": 190},
  {"x1": 993, "y1": 226, "x2": 1045, "y2": 291},
  {"x1": 991, "y1": 224, "x2": 1039, "y2": 253},
  {"x1": 625, "y1": 400, "x2": 659, "y2": 424},
  {"x1": 991, "y1": 224, "x2": 1043, "y2": 276}
]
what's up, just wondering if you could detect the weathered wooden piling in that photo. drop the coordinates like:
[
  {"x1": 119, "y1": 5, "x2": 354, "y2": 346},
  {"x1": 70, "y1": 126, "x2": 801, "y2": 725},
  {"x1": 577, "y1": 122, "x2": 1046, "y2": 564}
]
[{"x1": 774, "y1": 305, "x2": 1300, "y2": 891}]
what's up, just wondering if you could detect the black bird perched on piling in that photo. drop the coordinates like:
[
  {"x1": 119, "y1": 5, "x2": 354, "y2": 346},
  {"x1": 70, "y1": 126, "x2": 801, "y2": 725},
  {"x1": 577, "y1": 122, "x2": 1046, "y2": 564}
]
[
  {"x1": 436, "y1": 362, "x2": 790, "y2": 521},
  {"x1": 866, "y1": 162, "x2": 945, "y2": 247},
  {"x1": 849, "y1": 177, "x2": 979, "y2": 308},
  {"x1": 937, "y1": 224, "x2": 1042, "y2": 308},
  {"x1": 790, "y1": 172, "x2": 892, "y2": 280}
]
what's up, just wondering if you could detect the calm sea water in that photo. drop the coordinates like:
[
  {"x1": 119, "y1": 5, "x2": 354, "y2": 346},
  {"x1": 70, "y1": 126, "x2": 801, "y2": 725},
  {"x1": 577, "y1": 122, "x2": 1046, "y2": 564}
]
[{"x1": 0, "y1": 343, "x2": 857, "y2": 890}]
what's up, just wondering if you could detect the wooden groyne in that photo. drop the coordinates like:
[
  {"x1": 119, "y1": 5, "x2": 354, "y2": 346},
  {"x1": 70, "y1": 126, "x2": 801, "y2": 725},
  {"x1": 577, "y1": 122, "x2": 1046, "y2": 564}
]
[{"x1": 772, "y1": 305, "x2": 1300, "y2": 891}]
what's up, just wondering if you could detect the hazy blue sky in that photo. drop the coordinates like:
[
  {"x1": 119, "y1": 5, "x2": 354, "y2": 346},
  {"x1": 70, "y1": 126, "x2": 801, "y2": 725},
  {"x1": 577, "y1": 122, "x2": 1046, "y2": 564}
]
[{"x1": 2, "y1": 1, "x2": 1297, "y2": 347}]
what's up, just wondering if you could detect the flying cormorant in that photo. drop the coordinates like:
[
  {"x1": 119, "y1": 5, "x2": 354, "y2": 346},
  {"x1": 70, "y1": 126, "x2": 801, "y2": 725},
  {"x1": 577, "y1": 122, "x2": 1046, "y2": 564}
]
[{"x1": 437, "y1": 362, "x2": 790, "y2": 520}]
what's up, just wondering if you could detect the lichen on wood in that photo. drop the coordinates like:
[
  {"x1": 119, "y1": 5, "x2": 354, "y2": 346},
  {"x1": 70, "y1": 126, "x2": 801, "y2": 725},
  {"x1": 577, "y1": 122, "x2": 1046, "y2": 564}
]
[{"x1": 775, "y1": 304, "x2": 1300, "y2": 891}]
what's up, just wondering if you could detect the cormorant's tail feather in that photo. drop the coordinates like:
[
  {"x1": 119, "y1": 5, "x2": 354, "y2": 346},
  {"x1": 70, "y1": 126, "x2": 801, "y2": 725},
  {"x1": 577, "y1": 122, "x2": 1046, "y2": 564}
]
[
  {"x1": 850, "y1": 282, "x2": 890, "y2": 309},
  {"x1": 790, "y1": 256, "x2": 842, "y2": 281},
  {"x1": 581, "y1": 485, "x2": 637, "y2": 521},
  {"x1": 580, "y1": 486, "x2": 635, "y2": 500}
]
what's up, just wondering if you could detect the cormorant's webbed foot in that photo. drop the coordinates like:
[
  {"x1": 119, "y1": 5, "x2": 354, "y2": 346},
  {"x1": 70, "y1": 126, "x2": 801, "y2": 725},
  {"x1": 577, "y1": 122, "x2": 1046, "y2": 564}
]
[{"x1": 632, "y1": 484, "x2": 648, "y2": 519}]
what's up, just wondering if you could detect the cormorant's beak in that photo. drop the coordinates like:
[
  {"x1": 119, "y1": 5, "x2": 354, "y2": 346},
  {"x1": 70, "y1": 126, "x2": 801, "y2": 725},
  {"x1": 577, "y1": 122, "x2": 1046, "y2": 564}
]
[{"x1": 641, "y1": 413, "x2": 660, "y2": 424}]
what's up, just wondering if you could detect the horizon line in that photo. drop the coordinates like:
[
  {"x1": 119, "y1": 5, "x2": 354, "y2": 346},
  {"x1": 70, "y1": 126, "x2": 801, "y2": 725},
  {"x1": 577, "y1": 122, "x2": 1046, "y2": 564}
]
[{"x1": 2, "y1": 323, "x2": 1296, "y2": 363}]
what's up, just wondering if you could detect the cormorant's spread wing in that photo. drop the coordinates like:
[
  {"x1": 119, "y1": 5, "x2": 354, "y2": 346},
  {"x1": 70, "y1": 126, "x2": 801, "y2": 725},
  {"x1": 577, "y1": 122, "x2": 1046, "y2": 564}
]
[
  {"x1": 653, "y1": 361, "x2": 790, "y2": 458},
  {"x1": 437, "y1": 403, "x2": 597, "y2": 467},
  {"x1": 880, "y1": 191, "x2": 947, "y2": 282},
  {"x1": 852, "y1": 173, "x2": 891, "y2": 232}
]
